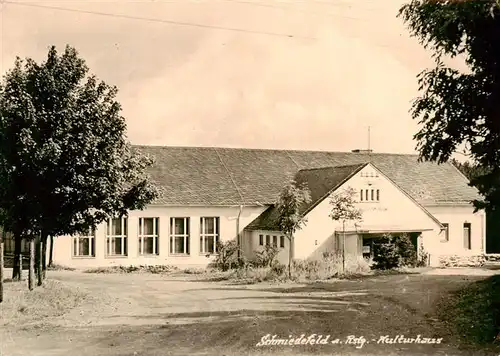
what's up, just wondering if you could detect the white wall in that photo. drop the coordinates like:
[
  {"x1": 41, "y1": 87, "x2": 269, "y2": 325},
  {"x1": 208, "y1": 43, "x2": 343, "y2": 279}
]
[
  {"x1": 249, "y1": 230, "x2": 289, "y2": 265},
  {"x1": 293, "y1": 164, "x2": 441, "y2": 260},
  {"x1": 52, "y1": 205, "x2": 266, "y2": 269},
  {"x1": 424, "y1": 205, "x2": 485, "y2": 258}
]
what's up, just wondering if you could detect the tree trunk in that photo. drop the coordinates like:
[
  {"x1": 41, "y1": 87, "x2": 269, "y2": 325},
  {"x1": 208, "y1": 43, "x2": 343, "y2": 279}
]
[
  {"x1": 35, "y1": 236, "x2": 40, "y2": 274},
  {"x1": 28, "y1": 239, "x2": 35, "y2": 291},
  {"x1": 342, "y1": 220, "x2": 346, "y2": 273},
  {"x1": 0, "y1": 230, "x2": 5, "y2": 303},
  {"x1": 48, "y1": 235, "x2": 54, "y2": 267},
  {"x1": 288, "y1": 234, "x2": 293, "y2": 279},
  {"x1": 42, "y1": 234, "x2": 48, "y2": 279},
  {"x1": 12, "y1": 236, "x2": 22, "y2": 281},
  {"x1": 36, "y1": 234, "x2": 43, "y2": 286}
]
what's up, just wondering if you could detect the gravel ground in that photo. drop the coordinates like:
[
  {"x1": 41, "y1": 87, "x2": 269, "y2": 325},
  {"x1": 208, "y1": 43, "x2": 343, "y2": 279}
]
[{"x1": 0, "y1": 269, "x2": 498, "y2": 356}]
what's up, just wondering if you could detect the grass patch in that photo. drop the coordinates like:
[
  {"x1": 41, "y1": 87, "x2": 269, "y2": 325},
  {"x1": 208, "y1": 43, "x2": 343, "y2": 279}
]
[
  {"x1": 47, "y1": 264, "x2": 76, "y2": 271},
  {"x1": 291, "y1": 254, "x2": 372, "y2": 281},
  {"x1": 0, "y1": 279, "x2": 88, "y2": 326},
  {"x1": 197, "y1": 256, "x2": 422, "y2": 285},
  {"x1": 437, "y1": 275, "x2": 500, "y2": 346},
  {"x1": 83, "y1": 265, "x2": 179, "y2": 274},
  {"x1": 181, "y1": 267, "x2": 206, "y2": 275}
]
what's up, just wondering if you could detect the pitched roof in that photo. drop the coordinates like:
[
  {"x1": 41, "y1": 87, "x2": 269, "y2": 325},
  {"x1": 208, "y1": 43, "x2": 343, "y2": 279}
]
[
  {"x1": 294, "y1": 164, "x2": 367, "y2": 215},
  {"x1": 246, "y1": 163, "x2": 367, "y2": 231},
  {"x1": 134, "y1": 145, "x2": 480, "y2": 207}
]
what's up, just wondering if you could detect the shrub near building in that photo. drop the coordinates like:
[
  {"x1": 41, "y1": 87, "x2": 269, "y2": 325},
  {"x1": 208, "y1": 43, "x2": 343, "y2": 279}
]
[{"x1": 372, "y1": 234, "x2": 418, "y2": 270}]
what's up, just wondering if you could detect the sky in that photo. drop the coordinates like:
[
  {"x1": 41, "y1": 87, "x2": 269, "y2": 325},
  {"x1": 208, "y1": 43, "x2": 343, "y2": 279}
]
[{"x1": 0, "y1": 0, "x2": 463, "y2": 154}]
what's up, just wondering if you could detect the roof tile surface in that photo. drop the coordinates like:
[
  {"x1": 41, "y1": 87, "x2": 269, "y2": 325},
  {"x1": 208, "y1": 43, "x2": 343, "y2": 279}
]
[{"x1": 134, "y1": 146, "x2": 479, "y2": 208}]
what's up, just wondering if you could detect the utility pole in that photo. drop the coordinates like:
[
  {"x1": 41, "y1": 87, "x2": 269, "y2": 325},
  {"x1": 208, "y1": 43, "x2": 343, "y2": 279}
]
[
  {"x1": 368, "y1": 126, "x2": 371, "y2": 152},
  {"x1": 342, "y1": 219, "x2": 346, "y2": 273}
]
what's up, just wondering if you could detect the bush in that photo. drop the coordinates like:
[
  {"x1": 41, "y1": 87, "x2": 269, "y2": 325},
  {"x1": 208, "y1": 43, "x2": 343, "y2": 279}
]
[
  {"x1": 213, "y1": 240, "x2": 241, "y2": 271},
  {"x1": 254, "y1": 244, "x2": 280, "y2": 268},
  {"x1": 372, "y1": 234, "x2": 418, "y2": 270},
  {"x1": 417, "y1": 244, "x2": 429, "y2": 267},
  {"x1": 84, "y1": 265, "x2": 178, "y2": 274},
  {"x1": 394, "y1": 233, "x2": 417, "y2": 267},
  {"x1": 271, "y1": 263, "x2": 287, "y2": 275},
  {"x1": 292, "y1": 253, "x2": 371, "y2": 280},
  {"x1": 229, "y1": 266, "x2": 283, "y2": 284},
  {"x1": 182, "y1": 267, "x2": 206, "y2": 274},
  {"x1": 224, "y1": 253, "x2": 372, "y2": 284},
  {"x1": 46, "y1": 264, "x2": 76, "y2": 271}
]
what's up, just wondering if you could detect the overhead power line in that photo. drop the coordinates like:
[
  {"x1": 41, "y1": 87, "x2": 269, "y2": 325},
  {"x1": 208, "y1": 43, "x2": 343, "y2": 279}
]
[
  {"x1": 4, "y1": 1, "x2": 313, "y2": 39},
  {"x1": 4, "y1": 0, "x2": 404, "y2": 50}
]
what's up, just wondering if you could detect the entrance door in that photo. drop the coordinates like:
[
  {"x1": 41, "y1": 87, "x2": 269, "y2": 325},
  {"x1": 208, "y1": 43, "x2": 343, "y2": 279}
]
[{"x1": 362, "y1": 235, "x2": 374, "y2": 259}]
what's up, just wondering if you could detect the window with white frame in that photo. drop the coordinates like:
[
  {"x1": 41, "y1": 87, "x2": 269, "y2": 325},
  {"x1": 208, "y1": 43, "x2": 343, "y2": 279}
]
[
  {"x1": 463, "y1": 222, "x2": 472, "y2": 250},
  {"x1": 170, "y1": 217, "x2": 190, "y2": 255},
  {"x1": 272, "y1": 235, "x2": 278, "y2": 247},
  {"x1": 138, "y1": 217, "x2": 159, "y2": 255},
  {"x1": 259, "y1": 234, "x2": 264, "y2": 246},
  {"x1": 280, "y1": 236, "x2": 285, "y2": 248},
  {"x1": 200, "y1": 217, "x2": 220, "y2": 254},
  {"x1": 106, "y1": 217, "x2": 128, "y2": 256},
  {"x1": 73, "y1": 227, "x2": 95, "y2": 257}
]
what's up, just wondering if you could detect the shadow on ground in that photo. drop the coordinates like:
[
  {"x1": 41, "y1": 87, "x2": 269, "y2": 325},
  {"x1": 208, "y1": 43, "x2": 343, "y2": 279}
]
[{"x1": 2, "y1": 271, "x2": 499, "y2": 356}]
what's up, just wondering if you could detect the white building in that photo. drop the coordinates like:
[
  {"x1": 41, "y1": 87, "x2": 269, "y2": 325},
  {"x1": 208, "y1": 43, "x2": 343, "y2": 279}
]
[{"x1": 48, "y1": 146, "x2": 484, "y2": 268}]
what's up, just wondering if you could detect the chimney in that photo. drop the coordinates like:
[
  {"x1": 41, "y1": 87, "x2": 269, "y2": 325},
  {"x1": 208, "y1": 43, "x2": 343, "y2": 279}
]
[{"x1": 351, "y1": 149, "x2": 373, "y2": 153}]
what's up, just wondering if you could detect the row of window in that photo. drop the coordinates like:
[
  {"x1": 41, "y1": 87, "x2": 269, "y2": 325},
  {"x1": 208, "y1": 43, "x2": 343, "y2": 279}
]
[
  {"x1": 360, "y1": 188, "x2": 380, "y2": 202},
  {"x1": 441, "y1": 222, "x2": 472, "y2": 250},
  {"x1": 259, "y1": 234, "x2": 286, "y2": 249},
  {"x1": 73, "y1": 216, "x2": 220, "y2": 258}
]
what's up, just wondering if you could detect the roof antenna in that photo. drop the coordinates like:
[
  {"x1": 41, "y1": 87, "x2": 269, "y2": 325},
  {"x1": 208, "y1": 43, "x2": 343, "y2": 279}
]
[
  {"x1": 368, "y1": 126, "x2": 371, "y2": 160},
  {"x1": 368, "y1": 126, "x2": 370, "y2": 151}
]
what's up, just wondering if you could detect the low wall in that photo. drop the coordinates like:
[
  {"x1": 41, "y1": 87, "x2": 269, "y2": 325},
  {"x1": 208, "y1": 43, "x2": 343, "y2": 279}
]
[
  {"x1": 437, "y1": 254, "x2": 500, "y2": 267},
  {"x1": 438, "y1": 255, "x2": 486, "y2": 268},
  {"x1": 484, "y1": 254, "x2": 500, "y2": 262}
]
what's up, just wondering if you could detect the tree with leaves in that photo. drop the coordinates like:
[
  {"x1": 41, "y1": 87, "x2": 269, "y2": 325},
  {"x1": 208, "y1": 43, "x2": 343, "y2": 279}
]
[
  {"x1": 329, "y1": 186, "x2": 363, "y2": 272},
  {"x1": 0, "y1": 45, "x2": 159, "y2": 289},
  {"x1": 0, "y1": 229, "x2": 4, "y2": 303},
  {"x1": 398, "y1": 0, "x2": 500, "y2": 213},
  {"x1": 451, "y1": 158, "x2": 490, "y2": 182},
  {"x1": 276, "y1": 180, "x2": 312, "y2": 279},
  {"x1": 452, "y1": 158, "x2": 500, "y2": 253}
]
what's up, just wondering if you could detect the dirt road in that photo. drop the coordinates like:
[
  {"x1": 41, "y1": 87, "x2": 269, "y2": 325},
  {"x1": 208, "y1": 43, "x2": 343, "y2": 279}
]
[{"x1": 0, "y1": 270, "x2": 497, "y2": 356}]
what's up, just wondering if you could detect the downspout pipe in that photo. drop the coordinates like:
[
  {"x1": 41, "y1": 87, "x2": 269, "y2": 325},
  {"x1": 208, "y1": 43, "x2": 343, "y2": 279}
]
[{"x1": 237, "y1": 205, "x2": 243, "y2": 259}]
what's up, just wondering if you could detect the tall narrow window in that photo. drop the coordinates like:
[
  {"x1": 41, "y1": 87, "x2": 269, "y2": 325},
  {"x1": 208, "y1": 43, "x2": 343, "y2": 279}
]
[
  {"x1": 73, "y1": 227, "x2": 96, "y2": 257},
  {"x1": 200, "y1": 217, "x2": 220, "y2": 254},
  {"x1": 138, "y1": 217, "x2": 159, "y2": 255},
  {"x1": 365, "y1": 189, "x2": 369, "y2": 201},
  {"x1": 273, "y1": 236, "x2": 278, "y2": 247},
  {"x1": 170, "y1": 217, "x2": 190, "y2": 255},
  {"x1": 259, "y1": 234, "x2": 264, "y2": 246},
  {"x1": 266, "y1": 235, "x2": 270, "y2": 245},
  {"x1": 360, "y1": 189, "x2": 364, "y2": 201},
  {"x1": 376, "y1": 189, "x2": 380, "y2": 201},
  {"x1": 106, "y1": 217, "x2": 128, "y2": 256},
  {"x1": 463, "y1": 223, "x2": 471, "y2": 250},
  {"x1": 280, "y1": 236, "x2": 285, "y2": 248},
  {"x1": 371, "y1": 189, "x2": 374, "y2": 201},
  {"x1": 441, "y1": 223, "x2": 449, "y2": 242},
  {"x1": 3, "y1": 232, "x2": 29, "y2": 254}
]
